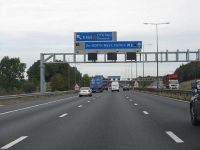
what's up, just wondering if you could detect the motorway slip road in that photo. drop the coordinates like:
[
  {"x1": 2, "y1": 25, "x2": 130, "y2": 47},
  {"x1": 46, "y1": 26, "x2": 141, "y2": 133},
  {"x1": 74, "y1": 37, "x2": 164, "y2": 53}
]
[{"x1": 0, "y1": 91, "x2": 200, "y2": 150}]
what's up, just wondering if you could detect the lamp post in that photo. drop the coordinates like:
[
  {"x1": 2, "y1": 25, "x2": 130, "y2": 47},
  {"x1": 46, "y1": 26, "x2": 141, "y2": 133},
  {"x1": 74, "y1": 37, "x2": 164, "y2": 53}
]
[
  {"x1": 144, "y1": 22, "x2": 170, "y2": 89},
  {"x1": 142, "y1": 44, "x2": 152, "y2": 88}
]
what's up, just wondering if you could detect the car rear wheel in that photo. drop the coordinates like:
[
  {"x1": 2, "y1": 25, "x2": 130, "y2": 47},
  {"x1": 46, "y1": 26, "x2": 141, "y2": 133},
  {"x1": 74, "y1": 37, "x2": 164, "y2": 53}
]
[{"x1": 190, "y1": 105, "x2": 199, "y2": 125}]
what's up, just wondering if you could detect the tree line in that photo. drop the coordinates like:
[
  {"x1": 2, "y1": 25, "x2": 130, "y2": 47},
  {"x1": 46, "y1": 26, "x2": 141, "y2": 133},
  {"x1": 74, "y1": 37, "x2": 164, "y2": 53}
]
[
  {"x1": 174, "y1": 61, "x2": 200, "y2": 82},
  {"x1": 0, "y1": 56, "x2": 90, "y2": 95}
]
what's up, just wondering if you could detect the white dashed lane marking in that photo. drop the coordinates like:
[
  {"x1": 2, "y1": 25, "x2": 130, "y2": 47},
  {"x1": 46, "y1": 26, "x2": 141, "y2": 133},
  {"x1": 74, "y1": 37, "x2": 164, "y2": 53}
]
[
  {"x1": 134, "y1": 103, "x2": 138, "y2": 106},
  {"x1": 142, "y1": 111, "x2": 149, "y2": 115},
  {"x1": 0, "y1": 96, "x2": 77, "y2": 116},
  {"x1": 59, "y1": 113, "x2": 68, "y2": 118},
  {"x1": 78, "y1": 105, "x2": 83, "y2": 108},
  {"x1": 87, "y1": 101, "x2": 90, "y2": 103},
  {"x1": 165, "y1": 131, "x2": 184, "y2": 143},
  {"x1": 1, "y1": 136, "x2": 28, "y2": 149}
]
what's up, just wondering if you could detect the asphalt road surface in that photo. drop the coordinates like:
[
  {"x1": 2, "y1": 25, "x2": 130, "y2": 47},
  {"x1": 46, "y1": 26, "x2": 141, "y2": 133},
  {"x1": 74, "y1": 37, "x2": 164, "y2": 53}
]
[{"x1": 0, "y1": 90, "x2": 200, "y2": 150}]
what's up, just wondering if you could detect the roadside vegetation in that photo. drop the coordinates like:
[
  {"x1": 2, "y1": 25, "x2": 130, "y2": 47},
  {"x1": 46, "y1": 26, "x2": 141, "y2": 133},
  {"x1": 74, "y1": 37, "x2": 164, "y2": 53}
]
[
  {"x1": 174, "y1": 62, "x2": 200, "y2": 90},
  {"x1": 0, "y1": 56, "x2": 90, "y2": 95},
  {"x1": 179, "y1": 80, "x2": 196, "y2": 90},
  {"x1": 175, "y1": 62, "x2": 200, "y2": 82}
]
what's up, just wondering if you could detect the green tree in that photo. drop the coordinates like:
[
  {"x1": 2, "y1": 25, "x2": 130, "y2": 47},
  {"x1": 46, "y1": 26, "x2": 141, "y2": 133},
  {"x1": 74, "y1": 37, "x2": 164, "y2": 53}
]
[
  {"x1": 0, "y1": 56, "x2": 26, "y2": 90},
  {"x1": 50, "y1": 73, "x2": 65, "y2": 91},
  {"x1": 81, "y1": 74, "x2": 90, "y2": 87},
  {"x1": 27, "y1": 60, "x2": 82, "y2": 91},
  {"x1": 22, "y1": 81, "x2": 36, "y2": 93},
  {"x1": 27, "y1": 60, "x2": 40, "y2": 85},
  {"x1": 174, "y1": 62, "x2": 200, "y2": 82}
]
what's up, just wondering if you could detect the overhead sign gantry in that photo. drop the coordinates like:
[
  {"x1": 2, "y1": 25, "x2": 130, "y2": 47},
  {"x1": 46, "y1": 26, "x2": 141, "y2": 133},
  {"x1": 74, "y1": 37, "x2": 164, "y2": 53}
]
[
  {"x1": 40, "y1": 31, "x2": 200, "y2": 94},
  {"x1": 74, "y1": 31, "x2": 142, "y2": 61}
]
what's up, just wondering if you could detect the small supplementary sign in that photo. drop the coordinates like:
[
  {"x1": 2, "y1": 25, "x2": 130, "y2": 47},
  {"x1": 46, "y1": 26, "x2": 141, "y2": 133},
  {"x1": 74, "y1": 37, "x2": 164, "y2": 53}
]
[{"x1": 75, "y1": 32, "x2": 116, "y2": 42}]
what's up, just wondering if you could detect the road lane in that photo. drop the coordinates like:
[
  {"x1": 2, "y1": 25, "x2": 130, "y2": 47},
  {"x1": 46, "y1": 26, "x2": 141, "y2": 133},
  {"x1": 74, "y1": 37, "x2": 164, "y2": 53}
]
[
  {"x1": 12, "y1": 91, "x2": 176, "y2": 150},
  {"x1": 1, "y1": 90, "x2": 200, "y2": 149},
  {"x1": 125, "y1": 90, "x2": 200, "y2": 149},
  {"x1": 0, "y1": 93, "x2": 103, "y2": 148}
]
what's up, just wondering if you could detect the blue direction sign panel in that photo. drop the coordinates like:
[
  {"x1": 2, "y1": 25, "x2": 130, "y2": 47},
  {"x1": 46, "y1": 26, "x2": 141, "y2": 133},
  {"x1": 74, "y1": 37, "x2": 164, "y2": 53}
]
[
  {"x1": 75, "y1": 32, "x2": 116, "y2": 41},
  {"x1": 85, "y1": 41, "x2": 142, "y2": 50}
]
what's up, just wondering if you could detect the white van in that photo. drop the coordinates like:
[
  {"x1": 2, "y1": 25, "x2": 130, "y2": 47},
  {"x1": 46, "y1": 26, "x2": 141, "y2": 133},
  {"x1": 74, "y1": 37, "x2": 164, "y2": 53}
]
[{"x1": 111, "y1": 81, "x2": 119, "y2": 92}]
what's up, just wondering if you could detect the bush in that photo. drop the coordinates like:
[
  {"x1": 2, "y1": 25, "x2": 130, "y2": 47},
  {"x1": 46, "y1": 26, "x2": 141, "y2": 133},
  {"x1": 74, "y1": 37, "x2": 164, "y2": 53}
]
[
  {"x1": 22, "y1": 82, "x2": 37, "y2": 93},
  {"x1": 50, "y1": 73, "x2": 65, "y2": 91}
]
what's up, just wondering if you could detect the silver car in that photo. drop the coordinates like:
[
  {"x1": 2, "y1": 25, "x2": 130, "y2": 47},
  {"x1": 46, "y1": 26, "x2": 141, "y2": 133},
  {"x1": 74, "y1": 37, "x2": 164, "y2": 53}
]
[{"x1": 79, "y1": 87, "x2": 92, "y2": 97}]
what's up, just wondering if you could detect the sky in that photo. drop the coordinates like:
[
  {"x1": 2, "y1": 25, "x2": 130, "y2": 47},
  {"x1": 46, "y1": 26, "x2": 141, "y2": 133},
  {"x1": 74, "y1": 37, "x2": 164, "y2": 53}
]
[{"x1": 0, "y1": 0, "x2": 200, "y2": 78}]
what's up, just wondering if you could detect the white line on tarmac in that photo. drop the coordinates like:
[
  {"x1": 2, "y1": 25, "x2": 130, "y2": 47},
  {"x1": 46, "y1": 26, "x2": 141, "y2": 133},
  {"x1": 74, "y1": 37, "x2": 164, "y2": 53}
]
[
  {"x1": 0, "y1": 105, "x2": 4, "y2": 107},
  {"x1": 0, "y1": 96, "x2": 78, "y2": 116},
  {"x1": 129, "y1": 99, "x2": 133, "y2": 102},
  {"x1": 78, "y1": 105, "x2": 83, "y2": 108},
  {"x1": 137, "y1": 91, "x2": 189, "y2": 103},
  {"x1": 134, "y1": 103, "x2": 138, "y2": 106},
  {"x1": 165, "y1": 131, "x2": 184, "y2": 143},
  {"x1": 1, "y1": 136, "x2": 28, "y2": 149},
  {"x1": 143, "y1": 111, "x2": 149, "y2": 115},
  {"x1": 59, "y1": 113, "x2": 68, "y2": 118},
  {"x1": 87, "y1": 100, "x2": 90, "y2": 103}
]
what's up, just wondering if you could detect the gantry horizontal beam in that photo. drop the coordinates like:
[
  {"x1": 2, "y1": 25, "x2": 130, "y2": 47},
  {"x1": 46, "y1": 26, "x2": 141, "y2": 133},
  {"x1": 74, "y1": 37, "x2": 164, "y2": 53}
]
[{"x1": 41, "y1": 50, "x2": 200, "y2": 64}]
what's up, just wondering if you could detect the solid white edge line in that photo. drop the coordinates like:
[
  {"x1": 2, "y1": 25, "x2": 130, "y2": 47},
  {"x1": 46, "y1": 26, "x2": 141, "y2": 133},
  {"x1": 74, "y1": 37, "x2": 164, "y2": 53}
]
[
  {"x1": 78, "y1": 105, "x2": 83, "y2": 108},
  {"x1": 137, "y1": 91, "x2": 189, "y2": 103},
  {"x1": 0, "y1": 105, "x2": 4, "y2": 107},
  {"x1": 143, "y1": 111, "x2": 149, "y2": 115},
  {"x1": 0, "y1": 96, "x2": 78, "y2": 116},
  {"x1": 59, "y1": 113, "x2": 68, "y2": 118},
  {"x1": 165, "y1": 131, "x2": 184, "y2": 143},
  {"x1": 1, "y1": 136, "x2": 28, "y2": 149}
]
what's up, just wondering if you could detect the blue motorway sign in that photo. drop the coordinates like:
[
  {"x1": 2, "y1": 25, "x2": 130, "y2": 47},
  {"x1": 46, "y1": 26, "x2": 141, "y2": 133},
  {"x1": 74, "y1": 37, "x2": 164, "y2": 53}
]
[
  {"x1": 85, "y1": 41, "x2": 142, "y2": 50},
  {"x1": 75, "y1": 32, "x2": 116, "y2": 41}
]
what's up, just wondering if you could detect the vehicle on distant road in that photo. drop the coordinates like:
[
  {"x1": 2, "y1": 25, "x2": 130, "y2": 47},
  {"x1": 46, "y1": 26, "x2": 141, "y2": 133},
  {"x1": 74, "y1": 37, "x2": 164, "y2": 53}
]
[
  {"x1": 123, "y1": 85, "x2": 129, "y2": 91},
  {"x1": 111, "y1": 81, "x2": 119, "y2": 92},
  {"x1": 190, "y1": 94, "x2": 200, "y2": 125},
  {"x1": 192, "y1": 80, "x2": 200, "y2": 95},
  {"x1": 103, "y1": 79, "x2": 109, "y2": 90},
  {"x1": 79, "y1": 87, "x2": 92, "y2": 97},
  {"x1": 90, "y1": 75, "x2": 104, "y2": 92},
  {"x1": 163, "y1": 74, "x2": 179, "y2": 89}
]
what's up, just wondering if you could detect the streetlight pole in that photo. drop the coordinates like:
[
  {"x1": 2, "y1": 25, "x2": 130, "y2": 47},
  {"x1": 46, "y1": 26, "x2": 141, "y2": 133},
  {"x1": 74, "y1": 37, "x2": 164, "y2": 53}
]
[
  {"x1": 131, "y1": 60, "x2": 133, "y2": 80},
  {"x1": 142, "y1": 44, "x2": 152, "y2": 88},
  {"x1": 144, "y1": 22, "x2": 170, "y2": 89},
  {"x1": 136, "y1": 61, "x2": 137, "y2": 79}
]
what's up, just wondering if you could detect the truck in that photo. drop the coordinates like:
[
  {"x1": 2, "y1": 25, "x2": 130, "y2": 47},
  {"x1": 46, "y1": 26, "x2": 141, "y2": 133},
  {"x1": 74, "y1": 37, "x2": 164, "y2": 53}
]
[
  {"x1": 163, "y1": 74, "x2": 179, "y2": 89},
  {"x1": 90, "y1": 75, "x2": 104, "y2": 92}
]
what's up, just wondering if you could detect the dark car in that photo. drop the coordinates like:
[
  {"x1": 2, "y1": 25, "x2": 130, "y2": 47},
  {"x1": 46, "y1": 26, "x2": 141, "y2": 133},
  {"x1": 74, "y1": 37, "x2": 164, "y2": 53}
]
[
  {"x1": 123, "y1": 85, "x2": 129, "y2": 91},
  {"x1": 190, "y1": 94, "x2": 200, "y2": 125}
]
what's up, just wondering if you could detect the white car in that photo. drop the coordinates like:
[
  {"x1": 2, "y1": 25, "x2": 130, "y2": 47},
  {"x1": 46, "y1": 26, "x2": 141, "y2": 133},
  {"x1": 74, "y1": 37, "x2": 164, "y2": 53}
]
[{"x1": 79, "y1": 87, "x2": 92, "y2": 97}]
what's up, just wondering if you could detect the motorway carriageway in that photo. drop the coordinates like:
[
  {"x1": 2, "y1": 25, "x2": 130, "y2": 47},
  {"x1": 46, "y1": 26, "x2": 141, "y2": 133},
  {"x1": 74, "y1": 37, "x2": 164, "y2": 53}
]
[{"x1": 0, "y1": 90, "x2": 200, "y2": 150}]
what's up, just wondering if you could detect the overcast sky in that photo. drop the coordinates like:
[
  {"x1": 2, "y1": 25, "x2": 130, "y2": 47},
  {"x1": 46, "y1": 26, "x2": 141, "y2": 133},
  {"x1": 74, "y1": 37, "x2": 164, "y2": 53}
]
[{"x1": 0, "y1": 0, "x2": 200, "y2": 78}]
